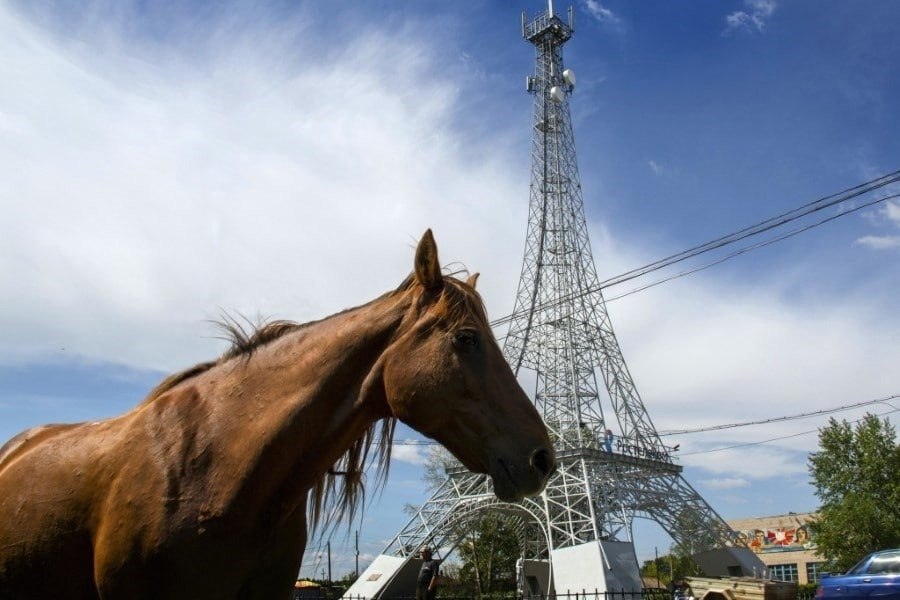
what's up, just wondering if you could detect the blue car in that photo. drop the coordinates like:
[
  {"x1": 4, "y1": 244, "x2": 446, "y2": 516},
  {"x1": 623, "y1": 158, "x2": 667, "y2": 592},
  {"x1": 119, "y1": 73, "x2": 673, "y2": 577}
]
[{"x1": 816, "y1": 549, "x2": 900, "y2": 600}]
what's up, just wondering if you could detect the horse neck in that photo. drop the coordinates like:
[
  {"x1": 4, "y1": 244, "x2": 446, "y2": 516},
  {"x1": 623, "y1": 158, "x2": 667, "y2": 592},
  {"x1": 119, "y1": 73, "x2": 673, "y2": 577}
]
[{"x1": 214, "y1": 288, "x2": 414, "y2": 520}]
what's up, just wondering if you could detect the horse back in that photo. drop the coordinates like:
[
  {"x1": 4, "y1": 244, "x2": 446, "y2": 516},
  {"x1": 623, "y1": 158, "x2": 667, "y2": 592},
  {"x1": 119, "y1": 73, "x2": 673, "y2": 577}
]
[
  {"x1": 0, "y1": 423, "x2": 83, "y2": 473},
  {"x1": 0, "y1": 422, "x2": 107, "y2": 598}
]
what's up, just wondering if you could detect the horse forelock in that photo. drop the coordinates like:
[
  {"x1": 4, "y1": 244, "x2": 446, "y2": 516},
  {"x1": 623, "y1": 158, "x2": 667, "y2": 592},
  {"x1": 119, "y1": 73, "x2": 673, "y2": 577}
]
[
  {"x1": 439, "y1": 276, "x2": 490, "y2": 328},
  {"x1": 394, "y1": 270, "x2": 489, "y2": 328}
]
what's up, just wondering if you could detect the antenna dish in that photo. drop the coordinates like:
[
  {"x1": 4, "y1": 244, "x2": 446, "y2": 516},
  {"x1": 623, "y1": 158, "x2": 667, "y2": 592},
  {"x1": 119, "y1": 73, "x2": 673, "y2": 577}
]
[
  {"x1": 550, "y1": 86, "x2": 565, "y2": 103},
  {"x1": 563, "y1": 69, "x2": 576, "y2": 87}
]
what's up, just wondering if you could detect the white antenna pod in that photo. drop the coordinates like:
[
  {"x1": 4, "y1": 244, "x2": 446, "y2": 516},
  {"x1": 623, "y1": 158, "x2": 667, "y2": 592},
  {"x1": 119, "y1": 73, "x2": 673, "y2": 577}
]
[
  {"x1": 550, "y1": 86, "x2": 565, "y2": 103},
  {"x1": 563, "y1": 68, "x2": 576, "y2": 87}
]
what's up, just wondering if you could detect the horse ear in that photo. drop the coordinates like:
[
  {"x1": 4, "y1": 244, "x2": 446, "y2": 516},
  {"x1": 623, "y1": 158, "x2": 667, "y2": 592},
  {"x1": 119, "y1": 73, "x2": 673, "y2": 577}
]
[
  {"x1": 415, "y1": 229, "x2": 443, "y2": 290},
  {"x1": 466, "y1": 272, "x2": 480, "y2": 289}
]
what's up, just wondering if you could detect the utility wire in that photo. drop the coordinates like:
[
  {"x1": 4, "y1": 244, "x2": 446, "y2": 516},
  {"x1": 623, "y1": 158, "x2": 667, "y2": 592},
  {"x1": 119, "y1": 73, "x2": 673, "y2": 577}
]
[
  {"x1": 489, "y1": 170, "x2": 900, "y2": 329},
  {"x1": 387, "y1": 393, "x2": 899, "y2": 446},
  {"x1": 678, "y1": 408, "x2": 900, "y2": 457},
  {"x1": 492, "y1": 191, "x2": 898, "y2": 344},
  {"x1": 657, "y1": 393, "x2": 900, "y2": 436},
  {"x1": 597, "y1": 171, "x2": 900, "y2": 292},
  {"x1": 604, "y1": 193, "x2": 900, "y2": 304}
]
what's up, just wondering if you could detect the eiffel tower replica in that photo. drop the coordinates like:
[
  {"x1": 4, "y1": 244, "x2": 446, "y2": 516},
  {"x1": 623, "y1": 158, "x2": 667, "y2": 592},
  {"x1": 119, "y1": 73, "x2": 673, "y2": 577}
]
[{"x1": 345, "y1": 5, "x2": 763, "y2": 598}]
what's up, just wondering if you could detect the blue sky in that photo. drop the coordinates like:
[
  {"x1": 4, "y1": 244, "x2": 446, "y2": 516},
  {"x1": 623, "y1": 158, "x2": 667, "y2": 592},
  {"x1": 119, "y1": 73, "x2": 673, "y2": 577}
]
[{"x1": 1, "y1": 0, "x2": 898, "y2": 579}]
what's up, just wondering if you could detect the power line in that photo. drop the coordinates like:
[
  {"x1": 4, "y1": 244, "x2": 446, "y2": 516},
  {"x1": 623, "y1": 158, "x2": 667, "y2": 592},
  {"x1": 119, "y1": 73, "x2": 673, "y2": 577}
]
[
  {"x1": 489, "y1": 170, "x2": 900, "y2": 330},
  {"x1": 387, "y1": 393, "x2": 899, "y2": 446},
  {"x1": 658, "y1": 393, "x2": 900, "y2": 436},
  {"x1": 598, "y1": 171, "x2": 900, "y2": 292},
  {"x1": 678, "y1": 408, "x2": 899, "y2": 457},
  {"x1": 603, "y1": 193, "x2": 900, "y2": 304}
]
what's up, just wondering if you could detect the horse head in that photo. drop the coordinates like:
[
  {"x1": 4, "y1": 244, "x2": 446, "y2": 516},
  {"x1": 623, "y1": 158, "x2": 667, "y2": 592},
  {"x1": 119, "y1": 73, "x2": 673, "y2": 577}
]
[{"x1": 379, "y1": 230, "x2": 555, "y2": 502}]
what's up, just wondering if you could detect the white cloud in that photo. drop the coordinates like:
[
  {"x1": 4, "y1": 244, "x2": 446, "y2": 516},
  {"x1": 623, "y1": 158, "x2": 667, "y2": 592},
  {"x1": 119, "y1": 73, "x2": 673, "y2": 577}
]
[
  {"x1": 583, "y1": 0, "x2": 622, "y2": 27},
  {"x1": 856, "y1": 235, "x2": 900, "y2": 249},
  {"x1": 648, "y1": 160, "x2": 662, "y2": 175},
  {"x1": 390, "y1": 443, "x2": 429, "y2": 466},
  {"x1": 886, "y1": 200, "x2": 900, "y2": 224},
  {"x1": 724, "y1": 0, "x2": 777, "y2": 35},
  {"x1": 720, "y1": 494, "x2": 751, "y2": 505},
  {"x1": 682, "y1": 445, "x2": 809, "y2": 480},
  {"x1": 699, "y1": 477, "x2": 750, "y2": 490},
  {"x1": 0, "y1": 4, "x2": 528, "y2": 371},
  {"x1": 857, "y1": 200, "x2": 900, "y2": 249},
  {"x1": 606, "y1": 263, "x2": 900, "y2": 482}
]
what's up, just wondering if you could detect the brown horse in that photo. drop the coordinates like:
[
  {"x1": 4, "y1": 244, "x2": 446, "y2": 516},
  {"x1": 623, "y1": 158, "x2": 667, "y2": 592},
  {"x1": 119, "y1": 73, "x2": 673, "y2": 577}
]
[{"x1": 0, "y1": 230, "x2": 554, "y2": 599}]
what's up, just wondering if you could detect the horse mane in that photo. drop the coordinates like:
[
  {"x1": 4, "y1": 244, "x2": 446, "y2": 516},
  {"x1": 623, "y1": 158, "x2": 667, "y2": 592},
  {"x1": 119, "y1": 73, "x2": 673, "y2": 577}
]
[
  {"x1": 141, "y1": 270, "x2": 487, "y2": 533},
  {"x1": 307, "y1": 273, "x2": 489, "y2": 533}
]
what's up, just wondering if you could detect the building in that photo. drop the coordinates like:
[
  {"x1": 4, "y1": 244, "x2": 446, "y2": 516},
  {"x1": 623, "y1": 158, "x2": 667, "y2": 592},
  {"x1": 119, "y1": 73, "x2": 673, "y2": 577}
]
[{"x1": 727, "y1": 512, "x2": 822, "y2": 584}]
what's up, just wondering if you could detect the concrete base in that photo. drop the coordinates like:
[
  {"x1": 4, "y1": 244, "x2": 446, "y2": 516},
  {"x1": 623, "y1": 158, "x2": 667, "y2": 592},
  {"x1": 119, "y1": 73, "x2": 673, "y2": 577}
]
[
  {"x1": 342, "y1": 554, "x2": 421, "y2": 599},
  {"x1": 550, "y1": 541, "x2": 642, "y2": 595},
  {"x1": 518, "y1": 559, "x2": 552, "y2": 599}
]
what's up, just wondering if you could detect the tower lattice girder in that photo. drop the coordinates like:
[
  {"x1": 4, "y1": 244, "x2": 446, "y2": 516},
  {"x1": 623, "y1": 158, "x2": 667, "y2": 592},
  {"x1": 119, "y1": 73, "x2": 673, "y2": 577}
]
[{"x1": 372, "y1": 4, "x2": 757, "y2": 585}]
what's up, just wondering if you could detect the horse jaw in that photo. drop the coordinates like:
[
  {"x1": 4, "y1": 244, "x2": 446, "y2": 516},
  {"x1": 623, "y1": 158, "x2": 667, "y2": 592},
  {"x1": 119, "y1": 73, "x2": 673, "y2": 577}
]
[
  {"x1": 487, "y1": 453, "x2": 552, "y2": 502},
  {"x1": 488, "y1": 459, "x2": 525, "y2": 502}
]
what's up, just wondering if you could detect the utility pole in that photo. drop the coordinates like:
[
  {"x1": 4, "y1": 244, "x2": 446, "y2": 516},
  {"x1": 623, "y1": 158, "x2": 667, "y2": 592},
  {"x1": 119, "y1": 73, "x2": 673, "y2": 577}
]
[
  {"x1": 327, "y1": 540, "x2": 332, "y2": 583},
  {"x1": 355, "y1": 530, "x2": 360, "y2": 577},
  {"x1": 656, "y1": 546, "x2": 661, "y2": 588}
]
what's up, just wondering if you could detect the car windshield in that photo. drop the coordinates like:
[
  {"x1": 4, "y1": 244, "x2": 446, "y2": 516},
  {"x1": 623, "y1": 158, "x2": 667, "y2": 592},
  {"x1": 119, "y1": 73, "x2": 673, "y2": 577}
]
[{"x1": 847, "y1": 555, "x2": 873, "y2": 576}]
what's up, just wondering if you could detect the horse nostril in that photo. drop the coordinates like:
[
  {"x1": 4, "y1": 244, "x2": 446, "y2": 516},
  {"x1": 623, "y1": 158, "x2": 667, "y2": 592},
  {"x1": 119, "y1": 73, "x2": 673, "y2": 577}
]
[{"x1": 530, "y1": 448, "x2": 555, "y2": 477}]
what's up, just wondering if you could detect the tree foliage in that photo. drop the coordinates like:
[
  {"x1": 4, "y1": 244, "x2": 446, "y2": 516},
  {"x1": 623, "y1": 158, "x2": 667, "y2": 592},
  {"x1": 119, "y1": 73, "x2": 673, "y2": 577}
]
[
  {"x1": 640, "y1": 546, "x2": 703, "y2": 587},
  {"x1": 456, "y1": 512, "x2": 520, "y2": 596},
  {"x1": 808, "y1": 414, "x2": 900, "y2": 571}
]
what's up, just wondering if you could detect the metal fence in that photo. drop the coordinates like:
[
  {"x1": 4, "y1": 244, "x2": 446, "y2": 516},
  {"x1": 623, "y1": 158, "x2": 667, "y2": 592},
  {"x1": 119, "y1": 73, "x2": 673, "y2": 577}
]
[
  {"x1": 296, "y1": 589, "x2": 667, "y2": 600},
  {"x1": 297, "y1": 584, "x2": 818, "y2": 600}
]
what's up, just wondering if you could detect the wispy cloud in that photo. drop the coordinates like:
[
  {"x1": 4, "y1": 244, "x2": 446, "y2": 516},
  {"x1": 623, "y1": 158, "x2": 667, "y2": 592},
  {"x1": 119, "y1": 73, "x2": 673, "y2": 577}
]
[
  {"x1": 723, "y1": 0, "x2": 777, "y2": 35},
  {"x1": 583, "y1": 0, "x2": 622, "y2": 27},
  {"x1": 391, "y1": 443, "x2": 429, "y2": 466},
  {"x1": 856, "y1": 235, "x2": 900, "y2": 250},
  {"x1": 856, "y1": 200, "x2": 900, "y2": 250},
  {"x1": 648, "y1": 160, "x2": 662, "y2": 175},
  {"x1": 0, "y1": 3, "x2": 528, "y2": 370},
  {"x1": 699, "y1": 477, "x2": 750, "y2": 490},
  {"x1": 884, "y1": 199, "x2": 900, "y2": 225}
]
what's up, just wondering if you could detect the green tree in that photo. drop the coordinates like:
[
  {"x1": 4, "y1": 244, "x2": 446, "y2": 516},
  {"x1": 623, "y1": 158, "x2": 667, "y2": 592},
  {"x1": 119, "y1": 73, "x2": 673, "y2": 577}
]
[
  {"x1": 808, "y1": 414, "x2": 900, "y2": 571},
  {"x1": 456, "y1": 512, "x2": 520, "y2": 596},
  {"x1": 639, "y1": 547, "x2": 702, "y2": 588}
]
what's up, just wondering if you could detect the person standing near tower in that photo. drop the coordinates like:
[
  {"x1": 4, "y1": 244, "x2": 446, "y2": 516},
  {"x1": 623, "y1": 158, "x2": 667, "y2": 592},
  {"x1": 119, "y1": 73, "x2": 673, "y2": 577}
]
[{"x1": 416, "y1": 547, "x2": 440, "y2": 600}]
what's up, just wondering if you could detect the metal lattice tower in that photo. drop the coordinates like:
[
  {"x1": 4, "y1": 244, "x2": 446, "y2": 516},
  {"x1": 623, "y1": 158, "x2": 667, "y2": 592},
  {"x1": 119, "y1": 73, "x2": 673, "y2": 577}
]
[{"x1": 369, "y1": 4, "x2": 756, "y2": 584}]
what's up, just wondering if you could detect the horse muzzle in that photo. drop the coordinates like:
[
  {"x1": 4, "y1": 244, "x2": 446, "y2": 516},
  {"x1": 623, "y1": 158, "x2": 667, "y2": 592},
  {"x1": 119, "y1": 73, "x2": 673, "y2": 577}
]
[{"x1": 489, "y1": 446, "x2": 556, "y2": 502}]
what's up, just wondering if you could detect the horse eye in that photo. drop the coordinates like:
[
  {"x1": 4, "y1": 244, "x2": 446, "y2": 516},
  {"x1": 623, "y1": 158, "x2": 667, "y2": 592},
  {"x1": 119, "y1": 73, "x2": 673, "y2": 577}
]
[{"x1": 453, "y1": 330, "x2": 479, "y2": 351}]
